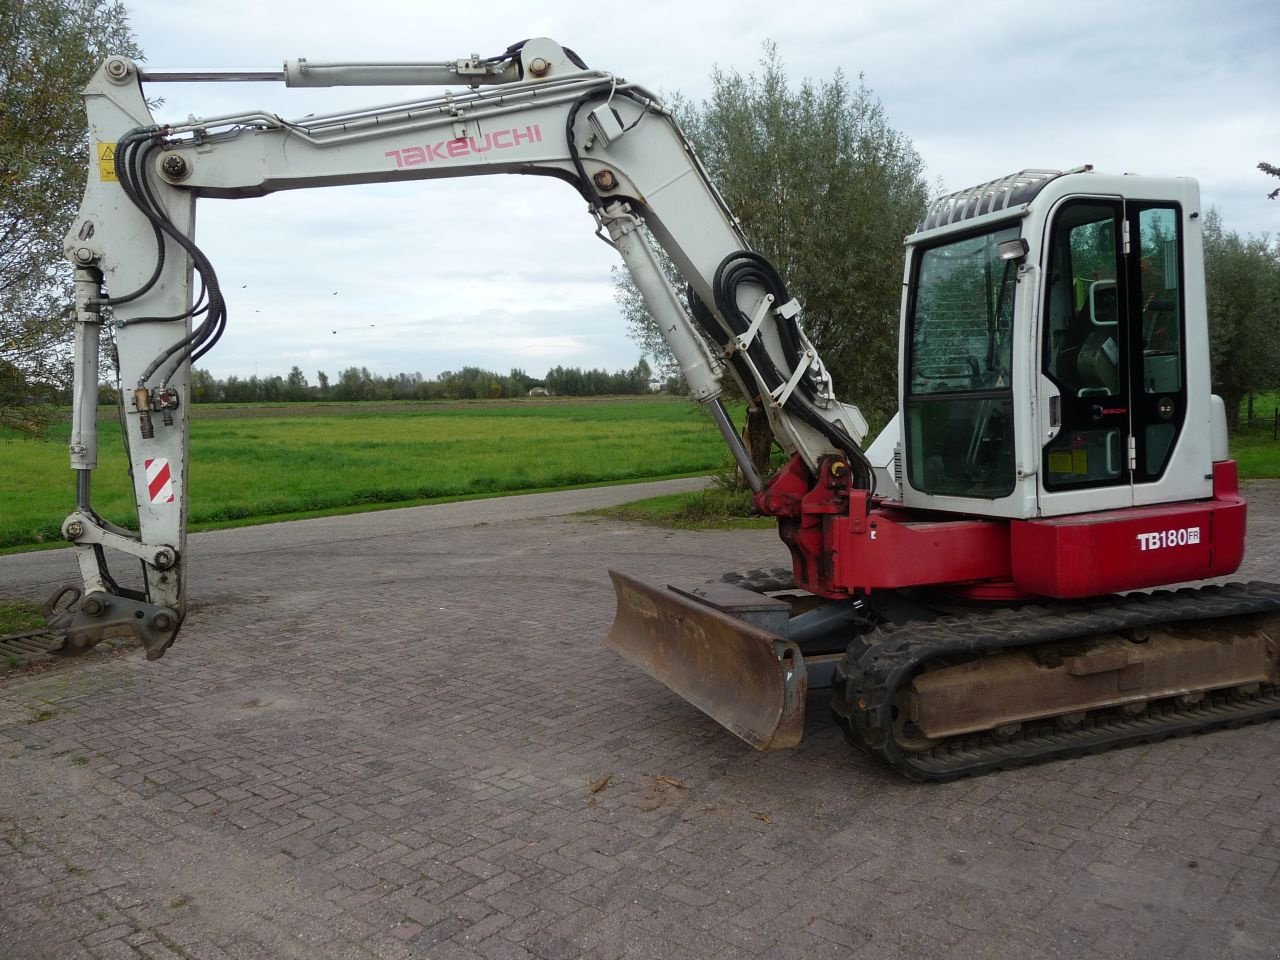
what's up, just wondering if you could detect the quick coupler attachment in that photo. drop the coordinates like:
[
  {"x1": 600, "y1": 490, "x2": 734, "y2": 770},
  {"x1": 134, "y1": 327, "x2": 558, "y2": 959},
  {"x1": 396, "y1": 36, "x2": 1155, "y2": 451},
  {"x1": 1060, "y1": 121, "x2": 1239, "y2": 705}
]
[{"x1": 44, "y1": 585, "x2": 182, "y2": 661}]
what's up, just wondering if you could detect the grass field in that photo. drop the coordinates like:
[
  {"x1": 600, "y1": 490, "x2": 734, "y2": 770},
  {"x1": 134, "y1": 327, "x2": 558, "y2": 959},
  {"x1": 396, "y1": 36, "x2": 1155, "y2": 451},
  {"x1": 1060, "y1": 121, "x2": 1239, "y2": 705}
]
[
  {"x1": 3, "y1": 394, "x2": 1277, "y2": 553},
  {"x1": 1, "y1": 398, "x2": 730, "y2": 551}
]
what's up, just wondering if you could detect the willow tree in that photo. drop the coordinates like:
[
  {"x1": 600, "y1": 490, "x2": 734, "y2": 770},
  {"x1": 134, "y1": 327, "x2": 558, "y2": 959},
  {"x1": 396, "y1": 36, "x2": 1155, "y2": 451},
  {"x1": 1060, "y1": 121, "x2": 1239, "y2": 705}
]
[
  {"x1": 1203, "y1": 209, "x2": 1280, "y2": 429},
  {"x1": 614, "y1": 45, "x2": 929, "y2": 473},
  {"x1": 0, "y1": 0, "x2": 142, "y2": 434}
]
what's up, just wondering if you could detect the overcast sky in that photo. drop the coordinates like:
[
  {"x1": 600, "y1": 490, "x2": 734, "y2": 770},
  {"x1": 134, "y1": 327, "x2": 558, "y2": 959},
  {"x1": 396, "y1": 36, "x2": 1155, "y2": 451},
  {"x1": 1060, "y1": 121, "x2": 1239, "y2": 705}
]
[{"x1": 120, "y1": 0, "x2": 1278, "y2": 382}]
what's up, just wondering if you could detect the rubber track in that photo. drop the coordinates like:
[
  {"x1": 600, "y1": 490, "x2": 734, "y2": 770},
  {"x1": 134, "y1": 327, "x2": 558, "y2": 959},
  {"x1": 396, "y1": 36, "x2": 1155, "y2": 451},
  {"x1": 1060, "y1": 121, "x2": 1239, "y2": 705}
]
[{"x1": 830, "y1": 581, "x2": 1280, "y2": 781}]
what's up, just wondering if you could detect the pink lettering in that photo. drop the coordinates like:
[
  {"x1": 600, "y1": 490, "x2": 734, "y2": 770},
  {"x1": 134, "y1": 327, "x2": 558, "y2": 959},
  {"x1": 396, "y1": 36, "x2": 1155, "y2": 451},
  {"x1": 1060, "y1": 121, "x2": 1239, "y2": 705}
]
[{"x1": 391, "y1": 124, "x2": 541, "y2": 170}]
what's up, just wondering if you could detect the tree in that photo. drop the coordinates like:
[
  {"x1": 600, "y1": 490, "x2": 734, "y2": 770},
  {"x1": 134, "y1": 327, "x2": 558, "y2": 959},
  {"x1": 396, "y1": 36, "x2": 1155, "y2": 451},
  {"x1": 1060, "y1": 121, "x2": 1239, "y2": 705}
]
[
  {"x1": 190, "y1": 367, "x2": 219, "y2": 403},
  {"x1": 286, "y1": 365, "x2": 308, "y2": 400},
  {"x1": 614, "y1": 45, "x2": 928, "y2": 473},
  {"x1": 632, "y1": 357, "x2": 652, "y2": 392},
  {"x1": 1203, "y1": 209, "x2": 1280, "y2": 430},
  {"x1": 0, "y1": 0, "x2": 143, "y2": 434},
  {"x1": 1261, "y1": 161, "x2": 1279, "y2": 201},
  {"x1": 334, "y1": 366, "x2": 376, "y2": 401}
]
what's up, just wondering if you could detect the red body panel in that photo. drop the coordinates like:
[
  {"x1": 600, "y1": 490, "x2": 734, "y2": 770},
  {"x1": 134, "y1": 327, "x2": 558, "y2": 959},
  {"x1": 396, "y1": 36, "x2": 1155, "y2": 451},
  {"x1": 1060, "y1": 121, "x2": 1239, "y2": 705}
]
[
  {"x1": 829, "y1": 509, "x2": 1011, "y2": 592},
  {"x1": 1010, "y1": 460, "x2": 1246, "y2": 598},
  {"x1": 758, "y1": 456, "x2": 1248, "y2": 601}
]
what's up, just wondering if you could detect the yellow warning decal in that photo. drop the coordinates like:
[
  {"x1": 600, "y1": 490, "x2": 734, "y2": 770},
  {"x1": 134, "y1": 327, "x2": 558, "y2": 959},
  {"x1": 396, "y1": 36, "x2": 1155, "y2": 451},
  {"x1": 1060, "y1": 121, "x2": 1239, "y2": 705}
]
[
  {"x1": 1072, "y1": 449, "x2": 1089, "y2": 474},
  {"x1": 96, "y1": 142, "x2": 117, "y2": 181},
  {"x1": 1048, "y1": 451, "x2": 1072, "y2": 474}
]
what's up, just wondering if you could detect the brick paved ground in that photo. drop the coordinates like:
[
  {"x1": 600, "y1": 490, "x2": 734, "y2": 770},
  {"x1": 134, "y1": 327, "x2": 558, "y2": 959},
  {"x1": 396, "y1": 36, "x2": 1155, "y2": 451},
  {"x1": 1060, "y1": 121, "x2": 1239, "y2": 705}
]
[{"x1": 1, "y1": 479, "x2": 1277, "y2": 960}]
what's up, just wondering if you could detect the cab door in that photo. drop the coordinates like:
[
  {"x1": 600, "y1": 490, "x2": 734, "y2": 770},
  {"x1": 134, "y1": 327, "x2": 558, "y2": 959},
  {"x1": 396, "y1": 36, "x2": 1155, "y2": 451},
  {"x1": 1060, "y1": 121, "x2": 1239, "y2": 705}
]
[
  {"x1": 1037, "y1": 198, "x2": 1189, "y2": 518},
  {"x1": 1039, "y1": 199, "x2": 1132, "y2": 515}
]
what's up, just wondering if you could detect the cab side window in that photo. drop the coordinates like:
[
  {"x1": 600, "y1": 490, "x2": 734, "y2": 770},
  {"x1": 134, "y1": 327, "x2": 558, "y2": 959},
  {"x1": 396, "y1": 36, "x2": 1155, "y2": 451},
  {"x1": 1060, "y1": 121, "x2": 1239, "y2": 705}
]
[
  {"x1": 1044, "y1": 207, "x2": 1121, "y2": 399},
  {"x1": 1135, "y1": 206, "x2": 1183, "y2": 477},
  {"x1": 1137, "y1": 207, "x2": 1181, "y2": 391}
]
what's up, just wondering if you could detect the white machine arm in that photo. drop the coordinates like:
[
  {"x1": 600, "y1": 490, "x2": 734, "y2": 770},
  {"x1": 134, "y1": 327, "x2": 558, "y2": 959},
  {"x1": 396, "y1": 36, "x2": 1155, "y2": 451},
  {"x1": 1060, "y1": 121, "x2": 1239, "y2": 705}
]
[{"x1": 55, "y1": 38, "x2": 870, "y2": 658}]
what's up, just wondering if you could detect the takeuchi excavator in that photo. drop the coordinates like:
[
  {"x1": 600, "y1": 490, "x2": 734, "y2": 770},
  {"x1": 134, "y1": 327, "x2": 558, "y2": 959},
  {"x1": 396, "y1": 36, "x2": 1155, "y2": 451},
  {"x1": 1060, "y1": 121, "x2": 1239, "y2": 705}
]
[{"x1": 50, "y1": 39, "x2": 1279, "y2": 780}]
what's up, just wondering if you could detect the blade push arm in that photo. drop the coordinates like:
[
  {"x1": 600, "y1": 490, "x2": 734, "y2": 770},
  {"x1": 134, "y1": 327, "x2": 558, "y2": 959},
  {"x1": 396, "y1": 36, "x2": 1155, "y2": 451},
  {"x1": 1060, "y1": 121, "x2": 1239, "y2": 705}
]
[{"x1": 57, "y1": 38, "x2": 870, "y2": 657}]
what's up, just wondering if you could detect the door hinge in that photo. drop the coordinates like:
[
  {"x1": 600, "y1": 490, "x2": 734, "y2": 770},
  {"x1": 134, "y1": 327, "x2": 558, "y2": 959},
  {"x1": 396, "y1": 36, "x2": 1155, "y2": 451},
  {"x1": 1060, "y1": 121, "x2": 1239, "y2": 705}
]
[
  {"x1": 1127, "y1": 435, "x2": 1137, "y2": 471},
  {"x1": 1122, "y1": 219, "x2": 1131, "y2": 255}
]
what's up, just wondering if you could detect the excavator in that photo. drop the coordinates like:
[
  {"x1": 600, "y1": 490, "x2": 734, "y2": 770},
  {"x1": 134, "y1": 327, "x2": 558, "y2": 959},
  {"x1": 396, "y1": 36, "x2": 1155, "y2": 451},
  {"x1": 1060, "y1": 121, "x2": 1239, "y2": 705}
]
[{"x1": 48, "y1": 39, "x2": 1279, "y2": 780}]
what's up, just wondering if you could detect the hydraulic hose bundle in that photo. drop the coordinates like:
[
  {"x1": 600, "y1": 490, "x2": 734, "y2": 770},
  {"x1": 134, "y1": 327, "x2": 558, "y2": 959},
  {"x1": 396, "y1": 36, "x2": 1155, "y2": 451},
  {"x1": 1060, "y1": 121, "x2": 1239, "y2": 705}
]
[
  {"x1": 699, "y1": 251, "x2": 873, "y2": 487},
  {"x1": 109, "y1": 126, "x2": 226, "y2": 388}
]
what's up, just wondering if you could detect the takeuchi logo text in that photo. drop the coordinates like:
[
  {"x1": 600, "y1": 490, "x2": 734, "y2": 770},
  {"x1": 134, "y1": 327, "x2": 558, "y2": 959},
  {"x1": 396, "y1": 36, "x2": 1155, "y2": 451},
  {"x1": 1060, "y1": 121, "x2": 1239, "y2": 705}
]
[{"x1": 385, "y1": 125, "x2": 543, "y2": 168}]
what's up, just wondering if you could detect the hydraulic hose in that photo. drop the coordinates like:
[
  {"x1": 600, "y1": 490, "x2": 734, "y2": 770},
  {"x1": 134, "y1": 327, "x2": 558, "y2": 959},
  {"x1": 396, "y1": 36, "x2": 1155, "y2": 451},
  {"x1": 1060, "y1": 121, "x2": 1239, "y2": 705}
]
[
  {"x1": 108, "y1": 126, "x2": 229, "y2": 385},
  {"x1": 709, "y1": 250, "x2": 873, "y2": 487}
]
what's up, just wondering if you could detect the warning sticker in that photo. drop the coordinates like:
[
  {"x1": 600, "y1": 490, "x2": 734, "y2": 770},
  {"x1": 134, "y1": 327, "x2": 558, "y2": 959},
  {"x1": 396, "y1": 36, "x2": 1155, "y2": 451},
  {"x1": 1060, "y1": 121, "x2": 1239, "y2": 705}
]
[
  {"x1": 1048, "y1": 451, "x2": 1072, "y2": 474},
  {"x1": 145, "y1": 458, "x2": 174, "y2": 504},
  {"x1": 96, "y1": 142, "x2": 118, "y2": 181}
]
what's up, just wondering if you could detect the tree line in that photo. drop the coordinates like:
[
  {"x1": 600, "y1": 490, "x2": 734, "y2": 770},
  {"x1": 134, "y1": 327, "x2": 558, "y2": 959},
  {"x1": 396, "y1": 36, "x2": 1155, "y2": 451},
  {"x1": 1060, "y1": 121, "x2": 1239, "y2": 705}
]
[{"x1": 175, "y1": 359, "x2": 657, "y2": 404}]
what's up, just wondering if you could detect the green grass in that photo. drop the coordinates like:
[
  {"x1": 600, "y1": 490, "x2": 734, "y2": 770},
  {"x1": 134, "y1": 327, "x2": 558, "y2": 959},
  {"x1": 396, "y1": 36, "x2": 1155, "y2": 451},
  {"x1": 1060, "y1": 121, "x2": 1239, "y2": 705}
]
[
  {"x1": 591, "y1": 487, "x2": 773, "y2": 530},
  {"x1": 0, "y1": 601, "x2": 44, "y2": 633},
  {"x1": 0, "y1": 398, "x2": 728, "y2": 550},
  {"x1": 1232, "y1": 435, "x2": 1280, "y2": 478},
  {"x1": 1238, "y1": 391, "x2": 1279, "y2": 424},
  {"x1": 1233, "y1": 392, "x2": 1280, "y2": 478}
]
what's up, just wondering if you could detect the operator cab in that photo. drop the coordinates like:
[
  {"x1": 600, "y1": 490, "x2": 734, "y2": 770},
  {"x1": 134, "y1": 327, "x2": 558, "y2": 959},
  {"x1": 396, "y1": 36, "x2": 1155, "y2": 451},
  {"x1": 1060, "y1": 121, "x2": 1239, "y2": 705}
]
[{"x1": 895, "y1": 168, "x2": 1210, "y2": 520}]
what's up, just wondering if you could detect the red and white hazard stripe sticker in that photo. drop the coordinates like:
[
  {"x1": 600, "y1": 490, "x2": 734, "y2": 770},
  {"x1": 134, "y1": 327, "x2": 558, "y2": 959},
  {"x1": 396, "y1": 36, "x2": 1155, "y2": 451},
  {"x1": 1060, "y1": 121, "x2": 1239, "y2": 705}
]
[{"x1": 145, "y1": 458, "x2": 175, "y2": 504}]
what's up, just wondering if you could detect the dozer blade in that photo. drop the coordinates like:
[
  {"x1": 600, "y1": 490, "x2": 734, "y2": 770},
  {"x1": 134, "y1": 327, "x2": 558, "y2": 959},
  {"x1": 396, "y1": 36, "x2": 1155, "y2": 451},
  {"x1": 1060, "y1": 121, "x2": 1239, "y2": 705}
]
[{"x1": 606, "y1": 570, "x2": 806, "y2": 750}]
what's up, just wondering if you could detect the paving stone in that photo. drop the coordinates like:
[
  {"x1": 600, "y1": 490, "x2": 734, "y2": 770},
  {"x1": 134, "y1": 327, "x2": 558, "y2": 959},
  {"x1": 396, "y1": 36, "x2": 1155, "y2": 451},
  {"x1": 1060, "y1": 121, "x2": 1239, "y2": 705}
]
[{"x1": 1, "y1": 478, "x2": 1278, "y2": 960}]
